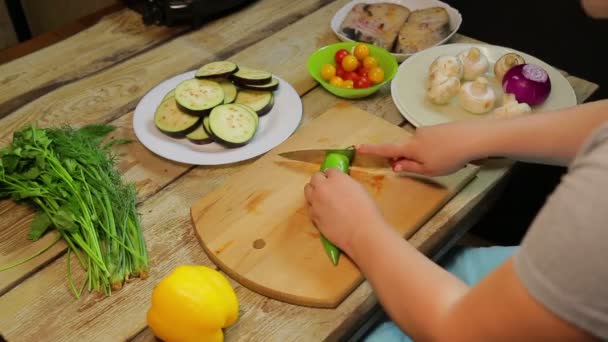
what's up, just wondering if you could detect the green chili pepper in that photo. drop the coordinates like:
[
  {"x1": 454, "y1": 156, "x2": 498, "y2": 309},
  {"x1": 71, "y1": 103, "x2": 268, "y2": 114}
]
[{"x1": 319, "y1": 149, "x2": 353, "y2": 265}]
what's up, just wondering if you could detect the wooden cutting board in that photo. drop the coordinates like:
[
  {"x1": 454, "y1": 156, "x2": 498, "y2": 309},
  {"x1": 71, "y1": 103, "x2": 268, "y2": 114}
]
[{"x1": 191, "y1": 102, "x2": 478, "y2": 308}]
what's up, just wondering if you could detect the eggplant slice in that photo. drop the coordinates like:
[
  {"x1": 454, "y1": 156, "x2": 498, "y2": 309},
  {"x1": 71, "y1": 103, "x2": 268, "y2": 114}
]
[
  {"x1": 234, "y1": 90, "x2": 274, "y2": 116},
  {"x1": 208, "y1": 104, "x2": 258, "y2": 147},
  {"x1": 235, "y1": 78, "x2": 279, "y2": 91},
  {"x1": 186, "y1": 122, "x2": 214, "y2": 145},
  {"x1": 195, "y1": 61, "x2": 239, "y2": 79},
  {"x1": 231, "y1": 68, "x2": 273, "y2": 85},
  {"x1": 154, "y1": 97, "x2": 201, "y2": 138},
  {"x1": 175, "y1": 78, "x2": 224, "y2": 115}
]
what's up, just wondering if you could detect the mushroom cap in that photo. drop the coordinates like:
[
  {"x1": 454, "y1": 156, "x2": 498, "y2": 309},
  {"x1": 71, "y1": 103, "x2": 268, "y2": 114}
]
[
  {"x1": 429, "y1": 55, "x2": 463, "y2": 79},
  {"x1": 457, "y1": 47, "x2": 489, "y2": 81},
  {"x1": 459, "y1": 77, "x2": 496, "y2": 114},
  {"x1": 492, "y1": 93, "x2": 532, "y2": 118},
  {"x1": 427, "y1": 76, "x2": 460, "y2": 105},
  {"x1": 494, "y1": 53, "x2": 525, "y2": 82},
  {"x1": 492, "y1": 102, "x2": 532, "y2": 118}
]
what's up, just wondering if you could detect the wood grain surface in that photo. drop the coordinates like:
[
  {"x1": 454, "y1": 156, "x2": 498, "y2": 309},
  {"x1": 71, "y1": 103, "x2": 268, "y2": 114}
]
[{"x1": 0, "y1": 0, "x2": 599, "y2": 341}]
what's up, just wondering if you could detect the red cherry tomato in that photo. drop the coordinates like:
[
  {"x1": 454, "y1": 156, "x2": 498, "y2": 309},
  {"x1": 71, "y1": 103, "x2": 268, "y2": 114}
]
[
  {"x1": 335, "y1": 65, "x2": 345, "y2": 78},
  {"x1": 357, "y1": 66, "x2": 369, "y2": 79},
  {"x1": 354, "y1": 77, "x2": 372, "y2": 88},
  {"x1": 334, "y1": 49, "x2": 350, "y2": 64},
  {"x1": 342, "y1": 71, "x2": 360, "y2": 82}
]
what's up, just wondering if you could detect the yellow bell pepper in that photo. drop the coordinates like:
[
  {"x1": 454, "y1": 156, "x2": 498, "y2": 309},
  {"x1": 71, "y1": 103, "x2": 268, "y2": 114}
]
[{"x1": 147, "y1": 265, "x2": 239, "y2": 342}]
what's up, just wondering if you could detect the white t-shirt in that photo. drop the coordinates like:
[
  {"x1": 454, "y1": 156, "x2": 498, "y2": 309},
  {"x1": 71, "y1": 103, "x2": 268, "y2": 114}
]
[{"x1": 514, "y1": 123, "x2": 608, "y2": 339}]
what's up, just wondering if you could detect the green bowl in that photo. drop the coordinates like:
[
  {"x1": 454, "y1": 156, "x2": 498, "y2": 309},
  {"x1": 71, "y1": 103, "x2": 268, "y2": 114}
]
[{"x1": 307, "y1": 42, "x2": 398, "y2": 99}]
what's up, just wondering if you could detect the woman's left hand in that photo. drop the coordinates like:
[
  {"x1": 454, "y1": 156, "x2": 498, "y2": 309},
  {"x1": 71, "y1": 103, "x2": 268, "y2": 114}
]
[{"x1": 304, "y1": 168, "x2": 387, "y2": 256}]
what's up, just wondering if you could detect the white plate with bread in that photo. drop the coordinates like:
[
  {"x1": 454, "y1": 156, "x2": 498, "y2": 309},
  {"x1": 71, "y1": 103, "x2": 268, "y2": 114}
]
[
  {"x1": 331, "y1": 0, "x2": 462, "y2": 62},
  {"x1": 391, "y1": 43, "x2": 577, "y2": 127}
]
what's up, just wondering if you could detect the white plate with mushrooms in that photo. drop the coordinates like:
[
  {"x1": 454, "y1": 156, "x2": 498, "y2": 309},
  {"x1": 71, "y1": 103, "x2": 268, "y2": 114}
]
[{"x1": 391, "y1": 43, "x2": 577, "y2": 127}]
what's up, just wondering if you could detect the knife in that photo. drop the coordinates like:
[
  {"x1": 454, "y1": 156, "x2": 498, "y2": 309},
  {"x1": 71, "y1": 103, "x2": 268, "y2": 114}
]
[{"x1": 278, "y1": 147, "x2": 392, "y2": 169}]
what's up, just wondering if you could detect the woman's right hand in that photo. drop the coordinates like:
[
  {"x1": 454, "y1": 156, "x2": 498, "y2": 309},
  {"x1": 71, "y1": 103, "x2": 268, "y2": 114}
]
[{"x1": 357, "y1": 122, "x2": 483, "y2": 176}]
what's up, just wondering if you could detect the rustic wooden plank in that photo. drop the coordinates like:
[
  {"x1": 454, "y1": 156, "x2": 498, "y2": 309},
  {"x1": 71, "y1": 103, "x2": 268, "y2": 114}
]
[
  {"x1": 0, "y1": 201, "x2": 67, "y2": 295},
  {"x1": 0, "y1": 9, "x2": 186, "y2": 118},
  {"x1": 0, "y1": 78, "x2": 597, "y2": 342},
  {"x1": 0, "y1": 0, "x2": 340, "y2": 295},
  {"x1": 0, "y1": 0, "x2": 336, "y2": 145},
  {"x1": 0, "y1": 2, "x2": 599, "y2": 342}
]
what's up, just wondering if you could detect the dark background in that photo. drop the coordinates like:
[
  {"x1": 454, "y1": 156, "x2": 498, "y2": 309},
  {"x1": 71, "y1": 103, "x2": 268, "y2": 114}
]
[{"x1": 442, "y1": 0, "x2": 607, "y2": 245}]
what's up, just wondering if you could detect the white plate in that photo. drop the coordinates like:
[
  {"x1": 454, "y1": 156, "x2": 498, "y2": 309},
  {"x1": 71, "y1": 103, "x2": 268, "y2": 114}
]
[
  {"x1": 133, "y1": 71, "x2": 302, "y2": 165},
  {"x1": 331, "y1": 0, "x2": 462, "y2": 62},
  {"x1": 391, "y1": 43, "x2": 578, "y2": 127}
]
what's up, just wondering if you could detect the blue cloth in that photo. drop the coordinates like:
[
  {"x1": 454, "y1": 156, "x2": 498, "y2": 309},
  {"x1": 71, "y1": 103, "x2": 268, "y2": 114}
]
[{"x1": 364, "y1": 245, "x2": 517, "y2": 342}]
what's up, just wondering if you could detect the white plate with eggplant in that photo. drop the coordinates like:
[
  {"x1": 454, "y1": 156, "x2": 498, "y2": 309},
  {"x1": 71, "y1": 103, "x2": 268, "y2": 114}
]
[
  {"x1": 133, "y1": 61, "x2": 302, "y2": 165},
  {"x1": 391, "y1": 43, "x2": 578, "y2": 127}
]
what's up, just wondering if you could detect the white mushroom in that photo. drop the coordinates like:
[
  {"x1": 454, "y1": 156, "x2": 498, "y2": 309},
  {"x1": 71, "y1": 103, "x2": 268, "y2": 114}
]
[
  {"x1": 427, "y1": 73, "x2": 460, "y2": 105},
  {"x1": 428, "y1": 55, "x2": 463, "y2": 80},
  {"x1": 494, "y1": 53, "x2": 526, "y2": 82},
  {"x1": 458, "y1": 77, "x2": 496, "y2": 114},
  {"x1": 457, "y1": 47, "x2": 489, "y2": 81},
  {"x1": 492, "y1": 93, "x2": 532, "y2": 118}
]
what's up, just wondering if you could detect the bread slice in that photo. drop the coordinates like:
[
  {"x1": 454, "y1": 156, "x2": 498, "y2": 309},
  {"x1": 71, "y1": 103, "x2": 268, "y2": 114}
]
[
  {"x1": 340, "y1": 3, "x2": 411, "y2": 51},
  {"x1": 395, "y1": 7, "x2": 451, "y2": 54}
]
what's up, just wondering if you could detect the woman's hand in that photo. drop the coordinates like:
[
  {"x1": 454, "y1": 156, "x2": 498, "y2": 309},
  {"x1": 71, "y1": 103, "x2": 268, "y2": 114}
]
[
  {"x1": 357, "y1": 122, "x2": 483, "y2": 176},
  {"x1": 304, "y1": 168, "x2": 388, "y2": 256}
]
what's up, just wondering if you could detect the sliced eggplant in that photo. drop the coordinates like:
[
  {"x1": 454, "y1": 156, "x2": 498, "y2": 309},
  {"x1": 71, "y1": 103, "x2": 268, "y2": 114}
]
[
  {"x1": 186, "y1": 122, "x2": 214, "y2": 145},
  {"x1": 234, "y1": 90, "x2": 274, "y2": 116},
  {"x1": 208, "y1": 104, "x2": 258, "y2": 147},
  {"x1": 235, "y1": 78, "x2": 279, "y2": 91},
  {"x1": 204, "y1": 77, "x2": 238, "y2": 103},
  {"x1": 202, "y1": 116, "x2": 213, "y2": 137},
  {"x1": 175, "y1": 78, "x2": 224, "y2": 115},
  {"x1": 195, "y1": 61, "x2": 239, "y2": 79},
  {"x1": 233, "y1": 103, "x2": 259, "y2": 131},
  {"x1": 162, "y1": 88, "x2": 175, "y2": 102},
  {"x1": 257, "y1": 96, "x2": 274, "y2": 116},
  {"x1": 231, "y1": 68, "x2": 272, "y2": 85},
  {"x1": 154, "y1": 97, "x2": 201, "y2": 138},
  {"x1": 219, "y1": 80, "x2": 237, "y2": 104}
]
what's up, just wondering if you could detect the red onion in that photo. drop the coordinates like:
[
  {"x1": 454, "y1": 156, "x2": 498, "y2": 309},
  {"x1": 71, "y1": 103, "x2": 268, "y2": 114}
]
[{"x1": 502, "y1": 64, "x2": 551, "y2": 106}]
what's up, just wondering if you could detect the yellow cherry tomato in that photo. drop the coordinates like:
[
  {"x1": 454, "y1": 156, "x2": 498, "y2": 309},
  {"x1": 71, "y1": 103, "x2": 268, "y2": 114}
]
[
  {"x1": 329, "y1": 76, "x2": 344, "y2": 87},
  {"x1": 368, "y1": 66, "x2": 385, "y2": 84},
  {"x1": 343, "y1": 79, "x2": 354, "y2": 89},
  {"x1": 320, "y1": 64, "x2": 336, "y2": 81},
  {"x1": 353, "y1": 44, "x2": 370, "y2": 61},
  {"x1": 341, "y1": 55, "x2": 359, "y2": 72},
  {"x1": 363, "y1": 56, "x2": 378, "y2": 70}
]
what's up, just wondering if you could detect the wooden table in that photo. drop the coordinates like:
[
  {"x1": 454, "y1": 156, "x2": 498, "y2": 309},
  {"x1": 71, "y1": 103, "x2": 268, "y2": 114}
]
[{"x1": 0, "y1": 1, "x2": 598, "y2": 341}]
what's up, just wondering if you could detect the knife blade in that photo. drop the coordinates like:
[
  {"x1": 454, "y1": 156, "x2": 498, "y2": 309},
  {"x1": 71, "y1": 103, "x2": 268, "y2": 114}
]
[{"x1": 278, "y1": 147, "x2": 391, "y2": 169}]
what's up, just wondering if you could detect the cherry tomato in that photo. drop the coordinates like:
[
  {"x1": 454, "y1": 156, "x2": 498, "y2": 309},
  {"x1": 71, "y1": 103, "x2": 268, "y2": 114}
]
[
  {"x1": 353, "y1": 44, "x2": 370, "y2": 61},
  {"x1": 320, "y1": 64, "x2": 336, "y2": 81},
  {"x1": 343, "y1": 80, "x2": 354, "y2": 89},
  {"x1": 368, "y1": 66, "x2": 385, "y2": 84},
  {"x1": 356, "y1": 66, "x2": 369, "y2": 79},
  {"x1": 334, "y1": 49, "x2": 349, "y2": 64},
  {"x1": 335, "y1": 65, "x2": 345, "y2": 78},
  {"x1": 341, "y1": 55, "x2": 359, "y2": 72},
  {"x1": 354, "y1": 77, "x2": 372, "y2": 88},
  {"x1": 329, "y1": 76, "x2": 344, "y2": 87},
  {"x1": 362, "y1": 56, "x2": 378, "y2": 70},
  {"x1": 342, "y1": 71, "x2": 360, "y2": 82}
]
